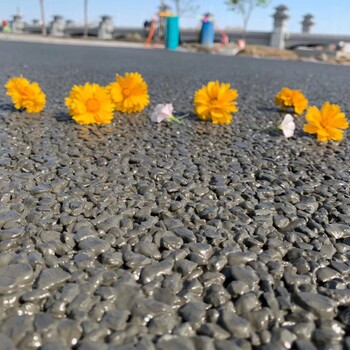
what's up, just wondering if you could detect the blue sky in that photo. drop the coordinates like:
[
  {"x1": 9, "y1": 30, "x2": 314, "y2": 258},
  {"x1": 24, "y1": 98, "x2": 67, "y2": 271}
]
[{"x1": 0, "y1": 0, "x2": 347, "y2": 34}]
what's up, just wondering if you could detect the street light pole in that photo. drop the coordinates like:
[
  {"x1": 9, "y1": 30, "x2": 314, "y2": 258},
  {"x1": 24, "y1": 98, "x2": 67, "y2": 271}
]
[
  {"x1": 39, "y1": 0, "x2": 47, "y2": 36},
  {"x1": 84, "y1": 0, "x2": 88, "y2": 38}
]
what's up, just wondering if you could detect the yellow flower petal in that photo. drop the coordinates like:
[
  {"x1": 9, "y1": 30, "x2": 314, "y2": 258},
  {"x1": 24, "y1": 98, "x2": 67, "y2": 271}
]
[
  {"x1": 305, "y1": 106, "x2": 322, "y2": 126},
  {"x1": 108, "y1": 72, "x2": 149, "y2": 113},
  {"x1": 303, "y1": 124, "x2": 318, "y2": 134},
  {"x1": 5, "y1": 76, "x2": 46, "y2": 113},
  {"x1": 325, "y1": 126, "x2": 343, "y2": 140},
  {"x1": 331, "y1": 114, "x2": 349, "y2": 129},
  {"x1": 193, "y1": 81, "x2": 238, "y2": 125},
  {"x1": 275, "y1": 87, "x2": 308, "y2": 115},
  {"x1": 317, "y1": 134, "x2": 329, "y2": 142},
  {"x1": 65, "y1": 83, "x2": 114, "y2": 125},
  {"x1": 304, "y1": 102, "x2": 348, "y2": 142}
]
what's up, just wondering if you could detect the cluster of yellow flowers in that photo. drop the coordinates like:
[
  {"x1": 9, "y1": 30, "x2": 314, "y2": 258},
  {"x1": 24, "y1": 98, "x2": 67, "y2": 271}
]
[
  {"x1": 5, "y1": 73, "x2": 150, "y2": 126},
  {"x1": 4, "y1": 75, "x2": 349, "y2": 142},
  {"x1": 65, "y1": 73, "x2": 150, "y2": 125},
  {"x1": 275, "y1": 87, "x2": 349, "y2": 142}
]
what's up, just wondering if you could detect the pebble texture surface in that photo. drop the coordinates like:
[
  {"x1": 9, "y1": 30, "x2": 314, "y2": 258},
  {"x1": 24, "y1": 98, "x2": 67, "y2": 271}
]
[{"x1": 0, "y1": 41, "x2": 350, "y2": 350}]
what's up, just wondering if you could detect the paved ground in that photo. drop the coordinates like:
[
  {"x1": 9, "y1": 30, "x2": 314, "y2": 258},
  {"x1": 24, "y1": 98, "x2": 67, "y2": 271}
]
[
  {"x1": 0, "y1": 33, "x2": 153, "y2": 49},
  {"x1": 0, "y1": 41, "x2": 350, "y2": 350}
]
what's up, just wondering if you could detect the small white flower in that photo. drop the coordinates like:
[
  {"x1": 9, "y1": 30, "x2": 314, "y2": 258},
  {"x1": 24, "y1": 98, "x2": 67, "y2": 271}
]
[
  {"x1": 279, "y1": 114, "x2": 295, "y2": 138},
  {"x1": 150, "y1": 103, "x2": 174, "y2": 123}
]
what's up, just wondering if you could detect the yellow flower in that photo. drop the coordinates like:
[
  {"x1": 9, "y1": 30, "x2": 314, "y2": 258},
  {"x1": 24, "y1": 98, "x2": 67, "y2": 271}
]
[
  {"x1": 194, "y1": 81, "x2": 238, "y2": 124},
  {"x1": 65, "y1": 83, "x2": 114, "y2": 125},
  {"x1": 304, "y1": 102, "x2": 349, "y2": 142},
  {"x1": 275, "y1": 87, "x2": 308, "y2": 115},
  {"x1": 5, "y1": 76, "x2": 46, "y2": 113},
  {"x1": 108, "y1": 72, "x2": 149, "y2": 113}
]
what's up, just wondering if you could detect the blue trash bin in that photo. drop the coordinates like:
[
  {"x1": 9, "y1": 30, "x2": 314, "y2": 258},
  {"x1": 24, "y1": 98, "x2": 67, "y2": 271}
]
[
  {"x1": 166, "y1": 16, "x2": 179, "y2": 50},
  {"x1": 200, "y1": 21, "x2": 215, "y2": 47}
]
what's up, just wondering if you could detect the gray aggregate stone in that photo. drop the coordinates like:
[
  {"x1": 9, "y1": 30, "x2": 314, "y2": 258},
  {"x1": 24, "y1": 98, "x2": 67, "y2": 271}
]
[
  {"x1": 200, "y1": 272, "x2": 225, "y2": 287},
  {"x1": 172, "y1": 227, "x2": 196, "y2": 243},
  {"x1": 31, "y1": 185, "x2": 51, "y2": 195},
  {"x1": 204, "y1": 284, "x2": 230, "y2": 307},
  {"x1": 271, "y1": 328, "x2": 297, "y2": 348},
  {"x1": 294, "y1": 340, "x2": 318, "y2": 350},
  {"x1": 21, "y1": 289, "x2": 51, "y2": 302},
  {"x1": 100, "y1": 252, "x2": 123, "y2": 267},
  {"x1": 273, "y1": 215, "x2": 290, "y2": 229},
  {"x1": 0, "y1": 227, "x2": 24, "y2": 241},
  {"x1": 293, "y1": 322, "x2": 316, "y2": 340},
  {"x1": 162, "y1": 273, "x2": 182, "y2": 294},
  {"x1": 330, "y1": 261, "x2": 350, "y2": 275},
  {"x1": 179, "y1": 278, "x2": 203, "y2": 296},
  {"x1": 229, "y1": 265, "x2": 259, "y2": 288},
  {"x1": 214, "y1": 340, "x2": 241, "y2": 350},
  {"x1": 36, "y1": 267, "x2": 70, "y2": 290},
  {"x1": 312, "y1": 328, "x2": 342, "y2": 345},
  {"x1": 294, "y1": 292, "x2": 337, "y2": 319},
  {"x1": 188, "y1": 253, "x2": 207, "y2": 266},
  {"x1": 0, "y1": 333, "x2": 16, "y2": 350},
  {"x1": 179, "y1": 301, "x2": 206, "y2": 327},
  {"x1": 132, "y1": 298, "x2": 172, "y2": 320},
  {"x1": 172, "y1": 322, "x2": 196, "y2": 337},
  {"x1": 345, "y1": 337, "x2": 350, "y2": 350},
  {"x1": 0, "y1": 210, "x2": 21, "y2": 228},
  {"x1": 41, "y1": 341, "x2": 66, "y2": 350},
  {"x1": 175, "y1": 259, "x2": 197, "y2": 276},
  {"x1": 227, "y1": 281, "x2": 250, "y2": 296},
  {"x1": 219, "y1": 309, "x2": 251, "y2": 339},
  {"x1": 188, "y1": 243, "x2": 213, "y2": 259},
  {"x1": 198, "y1": 323, "x2": 230, "y2": 340},
  {"x1": 78, "y1": 238, "x2": 111, "y2": 256},
  {"x1": 227, "y1": 252, "x2": 257, "y2": 265},
  {"x1": 161, "y1": 236, "x2": 184, "y2": 250},
  {"x1": 207, "y1": 255, "x2": 227, "y2": 272},
  {"x1": 140, "y1": 259, "x2": 174, "y2": 284},
  {"x1": 57, "y1": 319, "x2": 82, "y2": 346},
  {"x1": 235, "y1": 293, "x2": 260, "y2": 315},
  {"x1": 316, "y1": 267, "x2": 342, "y2": 282},
  {"x1": 0, "y1": 263, "x2": 34, "y2": 294},
  {"x1": 164, "y1": 219, "x2": 183, "y2": 231},
  {"x1": 192, "y1": 336, "x2": 215, "y2": 350},
  {"x1": 1, "y1": 315, "x2": 34, "y2": 345},
  {"x1": 148, "y1": 314, "x2": 178, "y2": 335},
  {"x1": 124, "y1": 252, "x2": 152, "y2": 269},
  {"x1": 134, "y1": 241, "x2": 161, "y2": 260},
  {"x1": 101, "y1": 310, "x2": 130, "y2": 331},
  {"x1": 78, "y1": 342, "x2": 108, "y2": 350},
  {"x1": 325, "y1": 224, "x2": 350, "y2": 239},
  {"x1": 248, "y1": 308, "x2": 272, "y2": 332},
  {"x1": 157, "y1": 335, "x2": 195, "y2": 350}
]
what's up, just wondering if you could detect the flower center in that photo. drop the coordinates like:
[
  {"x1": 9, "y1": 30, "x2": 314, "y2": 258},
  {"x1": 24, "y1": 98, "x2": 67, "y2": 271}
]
[
  {"x1": 86, "y1": 98, "x2": 100, "y2": 113},
  {"x1": 19, "y1": 86, "x2": 31, "y2": 97},
  {"x1": 209, "y1": 98, "x2": 220, "y2": 109},
  {"x1": 123, "y1": 88, "x2": 131, "y2": 97}
]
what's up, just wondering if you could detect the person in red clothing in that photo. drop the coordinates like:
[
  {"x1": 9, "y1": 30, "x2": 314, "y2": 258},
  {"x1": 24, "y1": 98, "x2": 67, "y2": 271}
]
[{"x1": 2, "y1": 20, "x2": 11, "y2": 32}]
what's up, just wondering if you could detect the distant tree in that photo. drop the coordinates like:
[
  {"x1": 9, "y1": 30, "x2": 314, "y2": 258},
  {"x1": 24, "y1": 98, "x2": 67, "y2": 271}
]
[
  {"x1": 171, "y1": 0, "x2": 199, "y2": 18},
  {"x1": 39, "y1": 0, "x2": 46, "y2": 35},
  {"x1": 226, "y1": 0, "x2": 269, "y2": 37},
  {"x1": 159, "y1": 1, "x2": 171, "y2": 14},
  {"x1": 84, "y1": 0, "x2": 88, "y2": 38}
]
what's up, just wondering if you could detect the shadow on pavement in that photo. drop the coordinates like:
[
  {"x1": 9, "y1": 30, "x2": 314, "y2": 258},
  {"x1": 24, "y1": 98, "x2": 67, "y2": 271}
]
[
  {"x1": 53, "y1": 111, "x2": 74, "y2": 123},
  {"x1": 0, "y1": 103, "x2": 18, "y2": 112}
]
